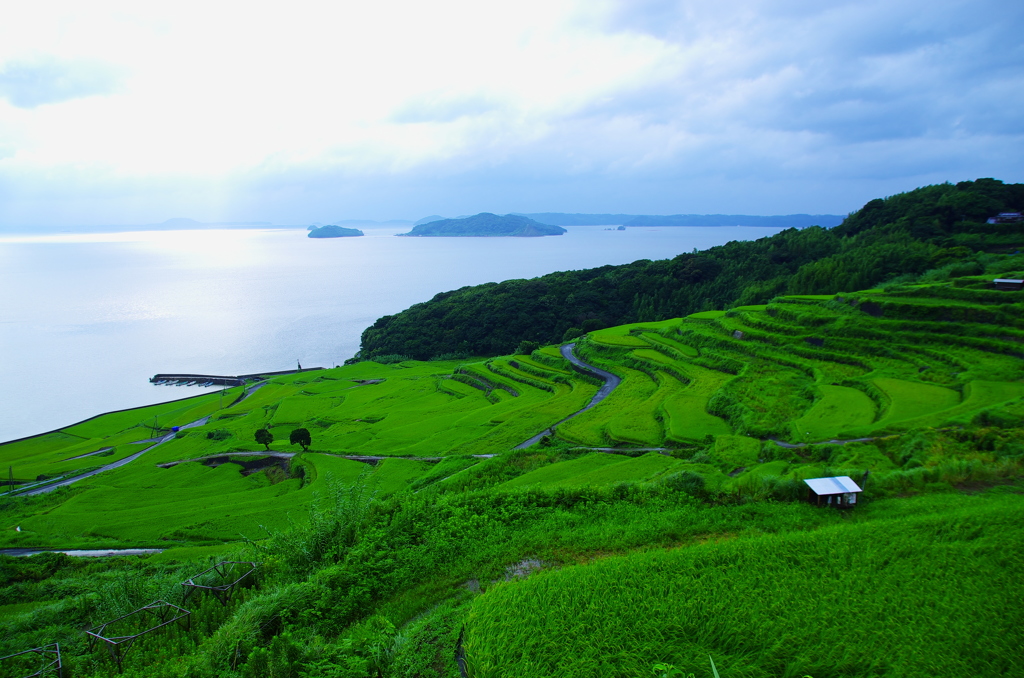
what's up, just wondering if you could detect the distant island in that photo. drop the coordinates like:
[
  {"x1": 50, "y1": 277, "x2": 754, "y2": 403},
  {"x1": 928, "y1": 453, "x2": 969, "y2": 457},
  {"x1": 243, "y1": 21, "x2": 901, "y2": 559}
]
[
  {"x1": 510, "y1": 212, "x2": 845, "y2": 228},
  {"x1": 307, "y1": 225, "x2": 364, "y2": 238},
  {"x1": 622, "y1": 213, "x2": 845, "y2": 228},
  {"x1": 399, "y1": 213, "x2": 567, "y2": 237}
]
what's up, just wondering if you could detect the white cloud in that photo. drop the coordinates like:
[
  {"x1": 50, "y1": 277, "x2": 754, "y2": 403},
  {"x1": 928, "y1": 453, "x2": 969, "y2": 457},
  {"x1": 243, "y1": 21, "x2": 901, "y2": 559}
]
[{"x1": 0, "y1": 0, "x2": 1021, "y2": 225}]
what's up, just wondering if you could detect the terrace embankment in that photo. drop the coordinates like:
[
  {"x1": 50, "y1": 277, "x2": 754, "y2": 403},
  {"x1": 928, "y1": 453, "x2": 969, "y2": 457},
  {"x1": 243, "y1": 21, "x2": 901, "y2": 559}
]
[{"x1": 156, "y1": 452, "x2": 295, "y2": 475}]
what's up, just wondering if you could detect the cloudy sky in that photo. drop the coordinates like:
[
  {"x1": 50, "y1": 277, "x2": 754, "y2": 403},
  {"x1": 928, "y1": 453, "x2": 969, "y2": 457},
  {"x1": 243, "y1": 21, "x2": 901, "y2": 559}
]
[{"x1": 0, "y1": 0, "x2": 1021, "y2": 227}]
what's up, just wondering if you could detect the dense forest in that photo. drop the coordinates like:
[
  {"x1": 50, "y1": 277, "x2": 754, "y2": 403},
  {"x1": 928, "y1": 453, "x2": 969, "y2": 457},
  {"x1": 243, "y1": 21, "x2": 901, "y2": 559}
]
[{"x1": 359, "y1": 179, "x2": 1024, "y2": 361}]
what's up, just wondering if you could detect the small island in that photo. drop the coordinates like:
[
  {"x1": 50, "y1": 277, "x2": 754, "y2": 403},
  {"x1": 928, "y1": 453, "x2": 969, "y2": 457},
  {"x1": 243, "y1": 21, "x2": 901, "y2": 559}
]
[
  {"x1": 307, "y1": 225, "x2": 364, "y2": 238},
  {"x1": 398, "y1": 213, "x2": 567, "y2": 237}
]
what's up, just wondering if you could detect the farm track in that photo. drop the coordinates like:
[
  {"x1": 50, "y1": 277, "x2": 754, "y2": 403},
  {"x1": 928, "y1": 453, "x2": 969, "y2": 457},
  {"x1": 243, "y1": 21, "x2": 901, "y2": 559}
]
[
  {"x1": 17, "y1": 416, "x2": 211, "y2": 496},
  {"x1": 154, "y1": 451, "x2": 499, "y2": 468},
  {"x1": 0, "y1": 547, "x2": 163, "y2": 558},
  {"x1": 769, "y1": 436, "x2": 876, "y2": 448},
  {"x1": 515, "y1": 343, "x2": 622, "y2": 449}
]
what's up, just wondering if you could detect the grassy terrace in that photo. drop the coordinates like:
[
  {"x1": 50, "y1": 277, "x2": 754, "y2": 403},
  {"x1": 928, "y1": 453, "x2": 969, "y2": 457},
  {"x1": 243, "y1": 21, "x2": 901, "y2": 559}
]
[
  {"x1": 1, "y1": 273, "x2": 1023, "y2": 677},
  {"x1": 4, "y1": 275, "x2": 1023, "y2": 547}
]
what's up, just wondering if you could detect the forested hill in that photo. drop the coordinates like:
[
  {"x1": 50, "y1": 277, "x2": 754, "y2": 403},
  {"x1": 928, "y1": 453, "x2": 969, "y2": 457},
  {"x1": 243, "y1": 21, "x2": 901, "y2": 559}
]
[
  {"x1": 515, "y1": 212, "x2": 844, "y2": 227},
  {"x1": 307, "y1": 224, "x2": 364, "y2": 238},
  {"x1": 399, "y1": 213, "x2": 567, "y2": 237},
  {"x1": 359, "y1": 179, "x2": 1024, "y2": 361},
  {"x1": 623, "y1": 213, "x2": 843, "y2": 228}
]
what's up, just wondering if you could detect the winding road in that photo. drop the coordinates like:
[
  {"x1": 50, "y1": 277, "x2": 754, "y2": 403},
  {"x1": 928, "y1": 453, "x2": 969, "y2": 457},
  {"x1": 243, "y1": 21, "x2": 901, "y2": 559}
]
[
  {"x1": 514, "y1": 343, "x2": 622, "y2": 449},
  {"x1": 17, "y1": 416, "x2": 211, "y2": 496}
]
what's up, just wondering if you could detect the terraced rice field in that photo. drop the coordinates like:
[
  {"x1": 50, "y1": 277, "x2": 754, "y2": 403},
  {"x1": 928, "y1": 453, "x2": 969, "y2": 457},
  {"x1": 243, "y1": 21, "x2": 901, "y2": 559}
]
[
  {"x1": 2, "y1": 274, "x2": 1023, "y2": 547},
  {"x1": 792, "y1": 384, "x2": 877, "y2": 440},
  {"x1": 555, "y1": 276, "x2": 1024, "y2": 447}
]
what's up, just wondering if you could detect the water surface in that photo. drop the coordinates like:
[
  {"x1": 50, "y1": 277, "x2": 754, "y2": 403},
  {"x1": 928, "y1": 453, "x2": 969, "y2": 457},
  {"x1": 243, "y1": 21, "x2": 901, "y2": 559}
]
[{"x1": 0, "y1": 225, "x2": 785, "y2": 440}]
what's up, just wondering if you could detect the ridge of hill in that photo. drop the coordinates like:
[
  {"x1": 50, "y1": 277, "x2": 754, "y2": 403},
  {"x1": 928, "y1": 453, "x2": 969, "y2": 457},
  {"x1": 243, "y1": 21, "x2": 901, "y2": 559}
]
[
  {"x1": 359, "y1": 178, "x2": 1024, "y2": 362},
  {"x1": 509, "y1": 212, "x2": 845, "y2": 227},
  {"x1": 623, "y1": 213, "x2": 844, "y2": 227}
]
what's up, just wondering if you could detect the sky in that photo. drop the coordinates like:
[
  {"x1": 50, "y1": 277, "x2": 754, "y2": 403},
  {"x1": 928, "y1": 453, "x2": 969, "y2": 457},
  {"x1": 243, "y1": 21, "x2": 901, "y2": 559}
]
[{"x1": 0, "y1": 0, "x2": 1022, "y2": 228}]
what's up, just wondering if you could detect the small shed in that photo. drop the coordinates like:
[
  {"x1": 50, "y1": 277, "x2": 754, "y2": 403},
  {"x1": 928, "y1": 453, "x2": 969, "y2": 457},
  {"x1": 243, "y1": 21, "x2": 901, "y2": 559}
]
[
  {"x1": 987, "y1": 212, "x2": 1023, "y2": 224},
  {"x1": 993, "y1": 278, "x2": 1024, "y2": 291},
  {"x1": 804, "y1": 476, "x2": 862, "y2": 508}
]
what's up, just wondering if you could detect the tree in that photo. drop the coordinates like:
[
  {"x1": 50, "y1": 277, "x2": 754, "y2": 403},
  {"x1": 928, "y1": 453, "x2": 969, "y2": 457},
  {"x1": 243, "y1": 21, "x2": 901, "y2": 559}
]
[
  {"x1": 255, "y1": 428, "x2": 273, "y2": 451},
  {"x1": 290, "y1": 428, "x2": 311, "y2": 452},
  {"x1": 515, "y1": 340, "x2": 539, "y2": 355}
]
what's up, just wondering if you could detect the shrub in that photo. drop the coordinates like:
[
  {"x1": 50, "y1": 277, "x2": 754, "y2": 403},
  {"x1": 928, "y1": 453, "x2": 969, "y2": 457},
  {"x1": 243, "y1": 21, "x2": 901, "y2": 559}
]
[
  {"x1": 664, "y1": 471, "x2": 707, "y2": 498},
  {"x1": 372, "y1": 354, "x2": 413, "y2": 364}
]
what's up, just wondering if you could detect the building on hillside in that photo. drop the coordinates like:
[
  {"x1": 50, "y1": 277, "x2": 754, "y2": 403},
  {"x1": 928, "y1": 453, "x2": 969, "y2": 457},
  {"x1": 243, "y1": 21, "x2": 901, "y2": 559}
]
[
  {"x1": 993, "y1": 278, "x2": 1024, "y2": 291},
  {"x1": 804, "y1": 476, "x2": 863, "y2": 508},
  {"x1": 987, "y1": 212, "x2": 1024, "y2": 224}
]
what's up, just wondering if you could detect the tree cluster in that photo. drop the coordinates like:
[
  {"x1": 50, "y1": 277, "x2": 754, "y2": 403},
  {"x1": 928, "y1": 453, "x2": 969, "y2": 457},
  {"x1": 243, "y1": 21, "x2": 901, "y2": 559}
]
[{"x1": 254, "y1": 428, "x2": 312, "y2": 451}]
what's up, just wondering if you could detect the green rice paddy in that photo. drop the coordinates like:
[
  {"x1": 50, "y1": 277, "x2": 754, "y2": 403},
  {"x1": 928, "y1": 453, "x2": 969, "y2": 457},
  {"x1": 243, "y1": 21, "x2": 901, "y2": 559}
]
[
  {"x1": 792, "y1": 384, "x2": 877, "y2": 440},
  {"x1": 2, "y1": 275, "x2": 1023, "y2": 549}
]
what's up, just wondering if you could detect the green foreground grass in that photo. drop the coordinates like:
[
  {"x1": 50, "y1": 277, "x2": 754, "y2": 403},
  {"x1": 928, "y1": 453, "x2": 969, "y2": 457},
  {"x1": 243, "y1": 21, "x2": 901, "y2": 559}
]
[
  {"x1": 2, "y1": 478, "x2": 1022, "y2": 678},
  {"x1": 464, "y1": 492, "x2": 1024, "y2": 678}
]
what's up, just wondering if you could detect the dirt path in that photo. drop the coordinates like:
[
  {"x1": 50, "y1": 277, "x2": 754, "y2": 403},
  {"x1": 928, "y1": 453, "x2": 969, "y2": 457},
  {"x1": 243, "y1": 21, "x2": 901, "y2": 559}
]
[
  {"x1": 0, "y1": 547, "x2": 163, "y2": 558},
  {"x1": 514, "y1": 343, "x2": 622, "y2": 449},
  {"x1": 769, "y1": 436, "x2": 876, "y2": 449}
]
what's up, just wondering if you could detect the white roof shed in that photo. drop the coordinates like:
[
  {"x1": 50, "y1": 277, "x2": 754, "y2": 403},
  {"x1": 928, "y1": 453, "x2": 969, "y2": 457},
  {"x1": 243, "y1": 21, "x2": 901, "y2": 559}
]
[
  {"x1": 804, "y1": 476, "x2": 863, "y2": 508},
  {"x1": 804, "y1": 476, "x2": 862, "y2": 495}
]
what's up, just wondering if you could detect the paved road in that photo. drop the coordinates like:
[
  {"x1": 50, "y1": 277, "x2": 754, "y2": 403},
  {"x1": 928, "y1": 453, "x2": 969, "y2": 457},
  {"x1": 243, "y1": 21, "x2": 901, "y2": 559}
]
[
  {"x1": 515, "y1": 343, "x2": 622, "y2": 449},
  {"x1": 18, "y1": 416, "x2": 211, "y2": 496}
]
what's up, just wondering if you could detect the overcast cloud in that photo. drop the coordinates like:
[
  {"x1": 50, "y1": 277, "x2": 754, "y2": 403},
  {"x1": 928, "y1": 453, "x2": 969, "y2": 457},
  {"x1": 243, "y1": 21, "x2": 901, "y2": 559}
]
[{"x1": 0, "y1": 0, "x2": 1021, "y2": 227}]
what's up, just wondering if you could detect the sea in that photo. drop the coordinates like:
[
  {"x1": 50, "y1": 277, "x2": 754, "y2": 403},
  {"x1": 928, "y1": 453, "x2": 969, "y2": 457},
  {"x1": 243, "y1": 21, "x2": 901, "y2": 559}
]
[{"x1": 0, "y1": 224, "x2": 787, "y2": 442}]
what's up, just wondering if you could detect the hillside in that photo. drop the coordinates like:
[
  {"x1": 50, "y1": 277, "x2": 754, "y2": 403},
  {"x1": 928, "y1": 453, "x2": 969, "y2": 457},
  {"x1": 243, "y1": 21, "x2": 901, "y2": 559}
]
[
  {"x1": 398, "y1": 213, "x2": 567, "y2": 237},
  {"x1": 359, "y1": 178, "x2": 1024, "y2": 361},
  {"x1": 1, "y1": 259, "x2": 1023, "y2": 676}
]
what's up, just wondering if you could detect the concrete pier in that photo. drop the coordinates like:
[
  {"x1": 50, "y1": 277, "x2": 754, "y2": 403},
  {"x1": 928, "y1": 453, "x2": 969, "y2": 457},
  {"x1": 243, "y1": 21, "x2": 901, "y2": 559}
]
[{"x1": 150, "y1": 367, "x2": 324, "y2": 387}]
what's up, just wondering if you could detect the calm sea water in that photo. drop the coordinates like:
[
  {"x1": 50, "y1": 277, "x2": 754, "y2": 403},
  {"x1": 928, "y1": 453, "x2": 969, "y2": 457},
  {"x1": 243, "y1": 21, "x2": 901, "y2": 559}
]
[{"x1": 0, "y1": 225, "x2": 785, "y2": 441}]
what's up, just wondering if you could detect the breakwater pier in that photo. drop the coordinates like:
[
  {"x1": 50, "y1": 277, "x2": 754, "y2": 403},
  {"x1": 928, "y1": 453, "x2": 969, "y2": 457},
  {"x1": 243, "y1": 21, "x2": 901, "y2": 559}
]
[{"x1": 150, "y1": 367, "x2": 324, "y2": 387}]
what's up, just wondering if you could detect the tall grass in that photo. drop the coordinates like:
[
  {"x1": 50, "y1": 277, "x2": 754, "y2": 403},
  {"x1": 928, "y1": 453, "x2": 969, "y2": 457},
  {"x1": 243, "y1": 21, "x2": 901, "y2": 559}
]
[
  {"x1": 463, "y1": 494, "x2": 1024, "y2": 678},
  {"x1": 247, "y1": 474, "x2": 378, "y2": 575}
]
